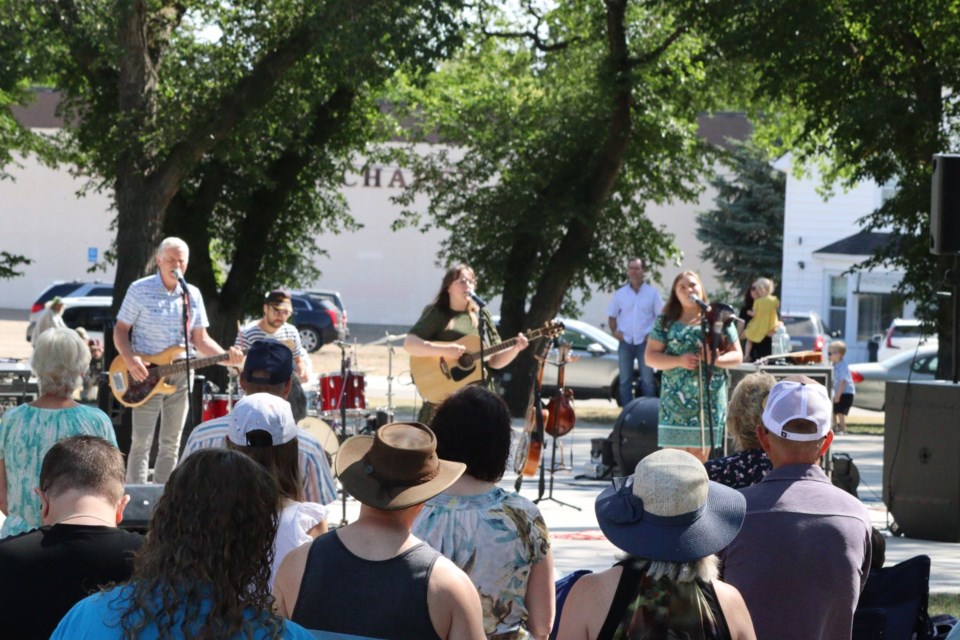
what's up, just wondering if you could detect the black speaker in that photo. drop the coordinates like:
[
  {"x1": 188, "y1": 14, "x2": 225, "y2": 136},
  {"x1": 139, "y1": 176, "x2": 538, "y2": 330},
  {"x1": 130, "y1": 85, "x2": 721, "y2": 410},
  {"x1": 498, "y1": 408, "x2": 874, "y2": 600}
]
[
  {"x1": 121, "y1": 484, "x2": 164, "y2": 532},
  {"x1": 884, "y1": 380, "x2": 960, "y2": 541},
  {"x1": 930, "y1": 153, "x2": 960, "y2": 255},
  {"x1": 611, "y1": 397, "x2": 660, "y2": 476},
  {"x1": 831, "y1": 452, "x2": 860, "y2": 499}
]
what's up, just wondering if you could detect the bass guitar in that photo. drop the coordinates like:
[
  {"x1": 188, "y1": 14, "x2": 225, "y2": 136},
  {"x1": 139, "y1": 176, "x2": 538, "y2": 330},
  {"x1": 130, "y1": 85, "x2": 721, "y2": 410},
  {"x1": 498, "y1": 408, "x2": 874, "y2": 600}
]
[
  {"x1": 108, "y1": 346, "x2": 231, "y2": 408},
  {"x1": 410, "y1": 321, "x2": 564, "y2": 404}
]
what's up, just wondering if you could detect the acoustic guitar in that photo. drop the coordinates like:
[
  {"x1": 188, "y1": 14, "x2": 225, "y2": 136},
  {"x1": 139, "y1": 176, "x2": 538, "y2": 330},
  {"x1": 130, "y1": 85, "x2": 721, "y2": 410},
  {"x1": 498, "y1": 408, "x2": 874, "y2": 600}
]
[
  {"x1": 108, "y1": 346, "x2": 232, "y2": 408},
  {"x1": 514, "y1": 339, "x2": 553, "y2": 478},
  {"x1": 410, "y1": 321, "x2": 564, "y2": 404}
]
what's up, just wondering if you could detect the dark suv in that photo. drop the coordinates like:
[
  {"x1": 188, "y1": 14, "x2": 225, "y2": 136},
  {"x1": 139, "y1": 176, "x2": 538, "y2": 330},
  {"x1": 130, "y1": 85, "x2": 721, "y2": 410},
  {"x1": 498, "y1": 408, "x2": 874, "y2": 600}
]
[
  {"x1": 781, "y1": 311, "x2": 837, "y2": 353},
  {"x1": 289, "y1": 291, "x2": 347, "y2": 352}
]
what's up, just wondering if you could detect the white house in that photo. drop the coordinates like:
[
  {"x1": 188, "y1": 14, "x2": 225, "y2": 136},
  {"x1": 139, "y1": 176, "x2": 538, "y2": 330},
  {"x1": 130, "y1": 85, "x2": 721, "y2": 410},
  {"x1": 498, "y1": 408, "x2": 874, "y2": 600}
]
[{"x1": 776, "y1": 155, "x2": 912, "y2": 363}]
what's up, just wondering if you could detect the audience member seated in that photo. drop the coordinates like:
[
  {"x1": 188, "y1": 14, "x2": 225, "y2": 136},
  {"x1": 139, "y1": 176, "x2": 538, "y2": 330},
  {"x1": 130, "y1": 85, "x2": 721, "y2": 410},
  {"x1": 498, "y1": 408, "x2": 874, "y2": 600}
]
[
  {"x1": 0, "y1": 436, "x2": 142, "y2": 640},
  {"x1": 226, "y1": 393, "x2": 327, "y2": 588},
  {"x1": 180, "y1": 340, "x2": 336, "y2": 505},
  {"x1": 557, "y1": 449, "x2": 755, "y2": 640},
  {"x1": 0, "y1": 327, "x2": 117, "y2": 537},
  {"x1": 704, "y1": 372, "x2": 775, "y2": 489},
  {"x1": 51, "y1": 449, "x2": 313, "y2": 639},
  {"x1": 413, "y1": 386, "x2": 555, "y2": 639},
  {"x1": 274, "y1": 422, "x2": 486, "y2": 639},
  {"x1": 720, "y1": 376, "x2": 872, "y2": 640}
]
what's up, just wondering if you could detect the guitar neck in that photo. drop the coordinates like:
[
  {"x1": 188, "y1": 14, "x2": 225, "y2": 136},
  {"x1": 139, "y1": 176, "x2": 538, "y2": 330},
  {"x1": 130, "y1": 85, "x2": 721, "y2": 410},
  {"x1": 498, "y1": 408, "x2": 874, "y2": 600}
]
[
  {"x1": 469, "y1": 328, "x2": 547, "y2": 360},
  {"x1": 154, "y1": 352, "x2": 230, "y2": 377}
]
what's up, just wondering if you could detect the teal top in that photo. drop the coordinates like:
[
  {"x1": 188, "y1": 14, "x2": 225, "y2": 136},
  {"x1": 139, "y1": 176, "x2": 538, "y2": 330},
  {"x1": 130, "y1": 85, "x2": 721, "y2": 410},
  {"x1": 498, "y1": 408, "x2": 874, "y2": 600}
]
[
  {"x1": 650, "y1": 317, "x2": 738, "y2": 449},
  {"x1": 0, "y1": 403, "x2": 116, "y2": 538}
]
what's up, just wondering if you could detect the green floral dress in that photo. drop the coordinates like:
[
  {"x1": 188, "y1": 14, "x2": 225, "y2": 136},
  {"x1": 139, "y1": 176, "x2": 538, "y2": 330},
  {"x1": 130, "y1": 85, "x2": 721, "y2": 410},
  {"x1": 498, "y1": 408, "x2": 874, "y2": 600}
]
[
  {"x1": 412, "y1": 487, "x2": 550, "y2": 638},
  {"x1": 650, "y1": 317, "x2": 738, "y2": 449}
]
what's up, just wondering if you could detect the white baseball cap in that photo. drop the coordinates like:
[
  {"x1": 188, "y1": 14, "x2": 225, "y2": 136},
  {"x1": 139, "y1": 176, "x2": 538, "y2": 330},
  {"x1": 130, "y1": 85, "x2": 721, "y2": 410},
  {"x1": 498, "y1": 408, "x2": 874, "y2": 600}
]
[
  {"x1": 761, "y1": 380, "x2": 832, "y2": 441},
  {"x1": 227, "y1": 393, "x2": 297, "y2": 447}
]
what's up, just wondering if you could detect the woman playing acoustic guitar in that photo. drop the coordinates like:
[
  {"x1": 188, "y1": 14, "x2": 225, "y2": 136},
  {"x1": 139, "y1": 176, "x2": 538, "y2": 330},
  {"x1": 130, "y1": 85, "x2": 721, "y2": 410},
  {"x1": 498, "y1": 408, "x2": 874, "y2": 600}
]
[{"x1": 404, "y1": 264, "x2": 529, "y2": 423}]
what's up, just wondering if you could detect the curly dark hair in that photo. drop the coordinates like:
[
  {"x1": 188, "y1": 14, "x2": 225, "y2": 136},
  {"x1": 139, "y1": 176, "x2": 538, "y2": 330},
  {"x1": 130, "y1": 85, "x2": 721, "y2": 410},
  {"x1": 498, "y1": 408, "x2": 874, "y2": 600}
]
[
  {"x1": 430, "y1": 385, "x2": 512, "y2": 482},
  {"x1": 119, "y1": 449, "x2": 282, "y2": 640}
]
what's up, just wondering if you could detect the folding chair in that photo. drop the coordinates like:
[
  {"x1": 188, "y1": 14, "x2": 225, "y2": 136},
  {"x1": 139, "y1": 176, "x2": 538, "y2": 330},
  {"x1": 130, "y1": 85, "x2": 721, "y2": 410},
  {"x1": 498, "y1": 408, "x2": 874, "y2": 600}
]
[{"x1": 853, "y1": 555, "x2": 933, "y2": 640}]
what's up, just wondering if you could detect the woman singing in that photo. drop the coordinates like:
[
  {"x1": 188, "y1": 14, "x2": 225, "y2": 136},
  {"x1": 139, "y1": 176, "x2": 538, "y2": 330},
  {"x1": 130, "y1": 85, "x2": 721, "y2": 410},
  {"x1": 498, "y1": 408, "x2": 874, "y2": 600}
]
[
  {"x1": 404, "y1": 264, "x2": 528, "y2": 422},
  {"x1": 645, "y1": 271, "x2": 742, "y2": 462}
]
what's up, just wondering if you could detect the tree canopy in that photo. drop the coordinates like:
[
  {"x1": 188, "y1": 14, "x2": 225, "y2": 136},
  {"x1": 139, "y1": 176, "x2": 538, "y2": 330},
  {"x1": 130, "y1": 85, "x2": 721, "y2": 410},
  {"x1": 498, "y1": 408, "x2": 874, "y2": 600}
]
[
  {"x1": 687, "y1": 0, "x2": 960, "y2": 372},
  {"x1": 389, "y1": 0, "x2": 742, "y2": 410},
  {"x1": 3, "y1": 0, "x2": 464, "y2": 344}
]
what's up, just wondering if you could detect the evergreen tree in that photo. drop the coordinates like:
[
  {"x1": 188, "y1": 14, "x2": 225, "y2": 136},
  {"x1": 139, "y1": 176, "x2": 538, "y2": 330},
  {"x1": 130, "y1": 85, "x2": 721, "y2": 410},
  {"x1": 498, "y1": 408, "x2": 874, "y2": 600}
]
[{"x1": 696, "y1": 142, "x2": 784, "y2": 295}]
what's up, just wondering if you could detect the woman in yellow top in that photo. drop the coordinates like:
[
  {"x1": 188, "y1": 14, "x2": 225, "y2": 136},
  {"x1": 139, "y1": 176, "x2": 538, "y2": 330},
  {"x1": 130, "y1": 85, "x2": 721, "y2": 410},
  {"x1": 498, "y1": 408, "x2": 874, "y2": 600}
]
[{"x1": 742, "y1": 278, "x2": 779, "y2": 362}]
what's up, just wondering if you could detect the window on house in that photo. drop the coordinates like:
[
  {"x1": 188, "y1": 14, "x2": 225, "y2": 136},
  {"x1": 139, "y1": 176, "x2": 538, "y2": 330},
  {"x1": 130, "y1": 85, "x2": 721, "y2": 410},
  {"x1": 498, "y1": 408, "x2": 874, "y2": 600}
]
[
  {"x1": 828, "y1": 276, "x2": 847, "y2": 337},
  {"x1": 856, "y1": 293, "x2": 903, "y2": 341}
]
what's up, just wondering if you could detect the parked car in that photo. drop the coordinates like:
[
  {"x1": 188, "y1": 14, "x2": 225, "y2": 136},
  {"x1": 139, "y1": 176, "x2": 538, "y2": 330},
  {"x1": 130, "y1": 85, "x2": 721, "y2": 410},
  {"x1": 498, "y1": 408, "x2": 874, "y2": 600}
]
[
  {"x1": 781, "y1": 311, "x2": 837, "y2": 353},
  {"x1": 26, "y1": 281, "x2": 115, "y2": 341},
  {"x1": 538, "y1": 318, "x2": 638, "y2": 405},
  {"x1": 875, "y1": 318, "x2": 938, "y2": 362},
  {"x1": 26, "y1": 296, "x2": 113, "y2": 343},
  {"x1": 289, "y1": 291, "x2": 347, "y2": 352},
  {"x1": 850, "y1": 344, "x2": 938, "y2": 410}
]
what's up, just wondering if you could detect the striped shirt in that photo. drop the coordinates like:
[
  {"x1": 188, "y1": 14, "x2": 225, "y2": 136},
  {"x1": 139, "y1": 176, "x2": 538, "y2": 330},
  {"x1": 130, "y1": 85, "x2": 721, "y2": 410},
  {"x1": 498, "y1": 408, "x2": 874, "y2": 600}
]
[
  {"x1": 116, "y1": 274, "x2": 208, "y2": 356},
  {"x1": 235, "y1": 321, "x2": 305, "y2": 359},
  {"x1": 180, "y1": 416, "x2": 337, "y2": 505}
]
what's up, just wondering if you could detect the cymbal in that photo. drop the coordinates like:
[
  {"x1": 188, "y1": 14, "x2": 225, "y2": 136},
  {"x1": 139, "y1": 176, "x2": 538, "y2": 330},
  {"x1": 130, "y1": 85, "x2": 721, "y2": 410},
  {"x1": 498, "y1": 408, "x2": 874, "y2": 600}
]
[{"x1": 367, "y1": 333, "x2": 407, "y2": 346}]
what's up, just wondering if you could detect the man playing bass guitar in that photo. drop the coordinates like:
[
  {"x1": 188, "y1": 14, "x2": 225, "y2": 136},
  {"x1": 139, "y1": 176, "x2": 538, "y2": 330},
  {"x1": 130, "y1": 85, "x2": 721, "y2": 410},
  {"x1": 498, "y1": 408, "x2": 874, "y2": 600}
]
[
  {"x1": 113, "y1": 237, "x2": 243, "y2": 484},
  {"x1": 404, "y1": 264, "x2": 529, "y2": 423}
]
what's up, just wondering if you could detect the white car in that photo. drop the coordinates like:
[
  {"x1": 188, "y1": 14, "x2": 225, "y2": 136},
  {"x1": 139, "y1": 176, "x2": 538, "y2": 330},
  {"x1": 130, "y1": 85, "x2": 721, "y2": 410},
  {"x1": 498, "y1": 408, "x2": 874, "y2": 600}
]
[
  {"x1": 875, "y1": 318, "x2": 937, "y2": 362},
  {"x1": 25, "y1": 296, "x2": 113, "y2": 343},
  {"x1": 850, "y1": 344, "x2": 938, "y2": 410}
]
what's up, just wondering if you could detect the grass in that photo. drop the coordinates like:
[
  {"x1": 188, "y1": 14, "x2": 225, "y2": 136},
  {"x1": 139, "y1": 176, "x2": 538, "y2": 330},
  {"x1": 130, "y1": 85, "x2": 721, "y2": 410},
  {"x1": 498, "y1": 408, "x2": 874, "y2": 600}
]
[{"x1": 930, "y1": 593, "x2": 960, "y2": 619}]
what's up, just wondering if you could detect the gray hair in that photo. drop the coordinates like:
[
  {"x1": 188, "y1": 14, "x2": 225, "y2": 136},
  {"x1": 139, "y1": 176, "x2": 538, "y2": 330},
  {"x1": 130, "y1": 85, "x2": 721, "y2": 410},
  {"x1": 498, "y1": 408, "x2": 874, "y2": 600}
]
[
  {"x1": 31, "y1": 328, "x2": 91, "y2": 398},
  {"x1": 156, "y1": 237, "x2": 189, "y2": 260}
]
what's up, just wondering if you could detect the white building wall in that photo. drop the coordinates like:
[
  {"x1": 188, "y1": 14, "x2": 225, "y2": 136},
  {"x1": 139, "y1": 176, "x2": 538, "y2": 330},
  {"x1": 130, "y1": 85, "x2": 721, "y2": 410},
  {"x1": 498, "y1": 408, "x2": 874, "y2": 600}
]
[{"x1": 0, "y1": 142, "x2": 722, "y2": 330}]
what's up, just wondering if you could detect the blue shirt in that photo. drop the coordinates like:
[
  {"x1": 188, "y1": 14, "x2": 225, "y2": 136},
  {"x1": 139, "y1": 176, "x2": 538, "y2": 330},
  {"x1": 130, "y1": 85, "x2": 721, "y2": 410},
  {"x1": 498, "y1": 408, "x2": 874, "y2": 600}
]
[
  {"x1": 51, "y1": 584, "x2": 314, "y2": 639},
  {"x1": 117, "y1": 273, "x2": 208, "y2": 356},
  {"x1": 833, "y1": 359, "x2": 855, "y2": 396}
]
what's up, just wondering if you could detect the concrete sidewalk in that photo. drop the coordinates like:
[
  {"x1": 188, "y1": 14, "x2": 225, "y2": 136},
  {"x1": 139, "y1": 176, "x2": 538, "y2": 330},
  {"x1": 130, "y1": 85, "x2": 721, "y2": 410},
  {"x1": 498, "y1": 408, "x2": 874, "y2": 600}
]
[{"x1": 329, "y1": 375, "x2": 960, "y2": 593}]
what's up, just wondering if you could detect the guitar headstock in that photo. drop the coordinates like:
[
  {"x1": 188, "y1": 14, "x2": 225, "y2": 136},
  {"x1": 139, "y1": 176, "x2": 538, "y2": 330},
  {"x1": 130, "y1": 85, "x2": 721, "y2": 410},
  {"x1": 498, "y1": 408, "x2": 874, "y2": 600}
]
[{"x1": 531, "y1": 321, "x2": 564, "y2": 341}]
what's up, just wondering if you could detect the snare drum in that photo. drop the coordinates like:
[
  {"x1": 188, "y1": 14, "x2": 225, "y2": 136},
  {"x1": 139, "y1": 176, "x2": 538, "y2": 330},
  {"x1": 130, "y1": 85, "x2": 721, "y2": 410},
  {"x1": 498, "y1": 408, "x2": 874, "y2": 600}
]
[
  {"x1": 318, "y1": 371, "x2": 366, "y2": 413},
  {"x1": 202, "y1": 394, "x2": 238, "y2": 422}
]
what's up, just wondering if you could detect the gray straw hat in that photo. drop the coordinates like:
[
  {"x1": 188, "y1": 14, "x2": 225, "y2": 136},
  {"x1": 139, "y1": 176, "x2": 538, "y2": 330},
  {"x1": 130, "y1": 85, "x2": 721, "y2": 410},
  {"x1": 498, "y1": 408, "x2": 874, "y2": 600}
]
[{"x1": 595, "y1": 449, "x2": 746, "y2": 562}]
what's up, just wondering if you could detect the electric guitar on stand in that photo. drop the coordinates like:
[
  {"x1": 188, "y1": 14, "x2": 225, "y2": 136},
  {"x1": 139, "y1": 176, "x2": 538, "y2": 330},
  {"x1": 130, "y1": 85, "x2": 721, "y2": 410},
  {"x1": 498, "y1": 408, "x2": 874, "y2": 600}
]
[{"x1": 410, "y1": 321, "x2": 564, "y2": 404}]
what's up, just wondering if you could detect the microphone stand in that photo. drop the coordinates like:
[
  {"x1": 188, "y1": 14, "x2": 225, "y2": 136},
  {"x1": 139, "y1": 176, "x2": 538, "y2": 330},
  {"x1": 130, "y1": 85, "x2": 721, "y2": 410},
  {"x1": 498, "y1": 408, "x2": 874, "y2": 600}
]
[
  {"x1": 473, "y1": 295, "x2": 487, "y2": 387},
  {"x1": 697, "y1": 308, "x2": 717, "y2": 459},
  {"x1": 337, "y1": 340, "x2": 350, "y2": 526},
  {"x1": 180, "y1": 284, "x2": 194, "y2": 431}
]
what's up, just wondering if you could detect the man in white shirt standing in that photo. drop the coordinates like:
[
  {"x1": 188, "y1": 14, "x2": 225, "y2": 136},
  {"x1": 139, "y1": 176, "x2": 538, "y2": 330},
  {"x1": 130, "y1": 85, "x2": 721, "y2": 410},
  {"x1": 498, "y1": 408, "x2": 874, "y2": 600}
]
[{"x1": 607, "y1": 257, "x2": 663, "y2": 405}]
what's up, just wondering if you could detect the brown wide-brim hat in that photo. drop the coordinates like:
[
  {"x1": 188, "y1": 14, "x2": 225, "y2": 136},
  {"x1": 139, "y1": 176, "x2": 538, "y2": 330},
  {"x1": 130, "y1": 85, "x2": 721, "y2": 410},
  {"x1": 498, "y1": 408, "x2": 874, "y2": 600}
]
[{"x1": 335, "y1": 422, "x2": 465, "y2": 510}]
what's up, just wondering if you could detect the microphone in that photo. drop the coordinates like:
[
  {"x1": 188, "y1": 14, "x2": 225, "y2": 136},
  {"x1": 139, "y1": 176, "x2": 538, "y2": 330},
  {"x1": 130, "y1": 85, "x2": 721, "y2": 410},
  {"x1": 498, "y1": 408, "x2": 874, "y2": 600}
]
[
  {"x1": 173, "y1": 268, "x2": 189, "y2": 294},
  {"x1": 689, "y1": 294, "x2": 711, "y2": 312},
  {"x1": 467, "y1": 289, "x2": 488, "y2": 308}
]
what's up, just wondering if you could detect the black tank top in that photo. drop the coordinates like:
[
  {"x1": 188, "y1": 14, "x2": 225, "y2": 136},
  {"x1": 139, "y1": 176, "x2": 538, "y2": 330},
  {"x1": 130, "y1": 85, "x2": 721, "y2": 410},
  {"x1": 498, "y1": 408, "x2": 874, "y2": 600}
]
[
  {"x1": 598, "y1": 560, "x2": 731, "y2": 640},
  {"x1": 291, "y1": 530, "x2": 442, "y2": 640}
]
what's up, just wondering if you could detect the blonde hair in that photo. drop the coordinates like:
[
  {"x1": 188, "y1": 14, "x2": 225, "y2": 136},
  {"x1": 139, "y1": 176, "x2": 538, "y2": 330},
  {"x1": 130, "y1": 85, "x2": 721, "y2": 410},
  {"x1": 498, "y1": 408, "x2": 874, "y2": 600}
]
[
  {"x1": 831, "y1": 340, "x2": 847, "y2": 356},
  {"x1": 754, "y1": 277, "x2": 774, "y2": 296},
  {"x1": 31, "y1": 328, "x2": 90, "y2": 398},
  {"x1": 727, "y1": 372, "x2": 776, "y2": 451}
]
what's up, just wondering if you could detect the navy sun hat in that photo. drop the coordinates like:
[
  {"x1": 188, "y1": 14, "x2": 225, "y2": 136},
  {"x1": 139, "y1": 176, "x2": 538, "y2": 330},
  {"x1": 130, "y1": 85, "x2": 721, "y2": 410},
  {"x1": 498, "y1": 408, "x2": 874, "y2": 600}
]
[{"x1": 595, "y1": 449, "x2": 746, "y2": 563}]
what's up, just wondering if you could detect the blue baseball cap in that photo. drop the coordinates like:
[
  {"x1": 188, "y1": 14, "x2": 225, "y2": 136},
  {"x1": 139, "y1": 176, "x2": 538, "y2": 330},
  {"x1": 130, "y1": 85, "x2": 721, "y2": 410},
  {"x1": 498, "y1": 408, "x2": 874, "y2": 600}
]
[{"x1": 242, "y1": 340, "x2": 293, "y2": 385}]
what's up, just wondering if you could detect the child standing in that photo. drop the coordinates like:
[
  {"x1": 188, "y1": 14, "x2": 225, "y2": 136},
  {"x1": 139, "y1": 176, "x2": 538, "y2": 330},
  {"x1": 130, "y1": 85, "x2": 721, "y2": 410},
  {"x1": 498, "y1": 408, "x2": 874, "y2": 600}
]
[
  {"x1": 829, "y1": 340, "x2": 856, "y2": 434},
  {"x1": 743, "y1": 277, "x2": 780, "y2": 362}
]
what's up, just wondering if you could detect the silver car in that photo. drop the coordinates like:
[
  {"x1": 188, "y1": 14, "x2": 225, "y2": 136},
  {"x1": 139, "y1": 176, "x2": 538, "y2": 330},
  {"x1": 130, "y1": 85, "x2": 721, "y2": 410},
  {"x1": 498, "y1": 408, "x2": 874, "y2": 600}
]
[
  {"x1": 540, "y1": 318, "x2": 633, "y2": 404},
  {"x1": 850, "y1": 344, "x2": 938, "y2": 411}
]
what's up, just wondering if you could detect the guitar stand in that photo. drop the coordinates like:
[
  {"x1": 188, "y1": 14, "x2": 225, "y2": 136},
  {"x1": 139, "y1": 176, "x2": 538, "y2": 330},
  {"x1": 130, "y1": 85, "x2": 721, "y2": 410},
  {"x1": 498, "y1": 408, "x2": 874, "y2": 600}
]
[{"x1": 534, "y1": 431, "x2": 580, "y2": 511}]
